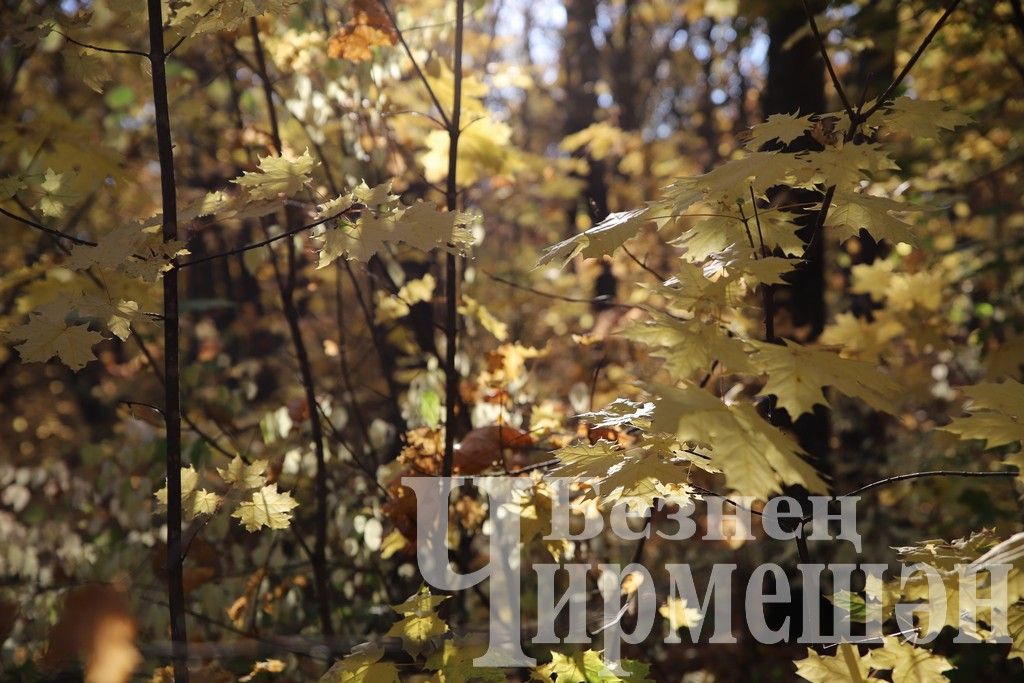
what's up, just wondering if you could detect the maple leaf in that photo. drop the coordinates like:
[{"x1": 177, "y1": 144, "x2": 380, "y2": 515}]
[
  {"x1": 318, "y1": 213, "x2": 393, "y2": 265},
  {"x1": 865, "y1": 637, "x2": 954, "y2": 682},
  {"x1": 531, "y1": 650, "x2": 652, "y2": 683},
  {"x1": 697, "y1": 151, "x2": 803, "y2": 201},
  {"x1": 393, "y1": 202, "x2": 472, "y2": 254},
  {"x1": 646, "y1": 262, "x2": 743, "y2": 315},
  {"x1": 940, "y1": 379, "x2": 1024, "y2": 449},
  {"x1": 849, "y1": 261, "x2": 946, "y2": 313},
  {"x1": 538, "y1": 208, "x2": 649, "y2": 268},
  {"x1": 825, "y1": 191, "x2": 920, "y2": 245},
  {"x1": 37, "y1": 168, "x2": 73, "y2": 218},
  {"x1": 5, "y1": 303, "x2": 105, "y2": 371},
  {"x1": 800, "y1": 143, "x2": 898, "y2": 187},
  {"x1": 620, "y1": 313, "x2": 753, "y2": 379},
  {"x1": 232, "y1": 149, "x2": 316, "y2": 200},
  {"x1": 232, "y1": 484, "x2": 299, "y2": 532},
  {"x1": 820, "y1": 311, "x2": 905, "y2": 363},
  {"x1": 795, "y1": 645, "x2": 877, "y2": 682},
  {"x1": 874, "y1": 97, "x2": 971, "y2": 138},
  {"x1": 173, "y1": 0, "x2": 298, "y2": 34},
  {"x1": 749, "y1": 340, "x2": 903, "y2": 417},
  {"x1": 659, "y1": 597, "x2": 702, "y2": 633},
  {"x1": 424, "y1": 640, "x2": 505, "y2": 683},
  {"x1": 675, "y1": 211, "x2": 803, "y2": 262},
  {"x1": 650, "y1": 383, "x2": 826, "y2": 500},
  {"x1": 326, "y1": 0, "x2": 397, "y2": 63},
  {"x1": 746, "y1": 112, "x2": 814, "y2": 149},
  {"x1": 217, "y1": 456, "x2": 268, "y2": 490},
  {"x1": 0, "y1": 174, "x2": 27, "y2": 199},
  {"x1": 559, "y1": 121, "x2": 630, "y2": 159},
  {"x1": 320, "y1": 643, "x2": 399, "y2": 683},
  {"x1": 64, "y1": 49, "x2": 108, "y2": 94},
  {"x1": 74, "y1": 295, "x2": 141, "y2": 341},
  {"x1": 552, "y1": 436, "x2": 707, "y2": 512},
  {"x1": 154, "y1": 466, "x2": 220, "y2": 520},
  {"x1": 65, "y1": 223, "x2": 147, "y2": 272},
  {"x1": 387, "y1": 587, "x2": 449, "y2": 658}
]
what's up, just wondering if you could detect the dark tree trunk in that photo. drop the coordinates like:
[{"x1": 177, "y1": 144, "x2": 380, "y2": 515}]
[
  {"x1": 761, "y1": 2, "x2": 830, "y2": 468},
  {"x1": 562, "y1": 0, "x2": 609, "y2": 232}
]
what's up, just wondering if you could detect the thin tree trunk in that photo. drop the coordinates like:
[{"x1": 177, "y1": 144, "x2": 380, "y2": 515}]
[
  {"x1": 441, "y1": 0, "x2": 466, "y2": 481},
  {"x1": 146, "y1": 1, "x2": 188, "y2": 680},
  {"x1": 561, "y1": 0, "x2": 609, "y2": 233},
  {"x1": 762, "y1": 1, "x2": 829, "y2": 464},
  {"x1": 248, "y1": 18, "x2": 334, "y2": 640}
]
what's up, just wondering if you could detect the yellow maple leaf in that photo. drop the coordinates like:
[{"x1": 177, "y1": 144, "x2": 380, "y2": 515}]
[
  {"x1": 659, "y1": 597, "x2": 703, "y2": 633},
  {"x1": 941, "y1": 379, "x2": 1024, "y2": 449},
  {"x1": 794, "y1": 645, "x2": 877, "y2": 682},
  {"x1": 553, "y1": 435, "x2": 707, "y2": 513},
  {"x1": 232, "y1": 149, "x2": 316, "y2": 200},
  {"x1": 425, "y1": 640, "x2": 505, "y2": 683},
  {"x1": 538, "y1": 208, "x2": 649, "y2": 268},
  {"x1": 650, "y1": 383, "x2": 826, "y2": 499},
  {"x1": 865, "y1": 637, "x2": 953, "y2": 683},
  {"x1": 217, "y1": 455, "x2": 268, "y2": 490},
  {"x1": 232, "y1": 484, "x2": 299, "y2": 532},
  {"x1": 387, "y1": 587, "x2": 449, "y2": 658},
  {"x1": 873, "y1": 96, "x2": 971, "y2": 139},
  {"x1": 750, "y1": 339, "x2": 903, "y2": 417},
  {"x1": 154, "y1": 466, "x2": 220, "y2": 521},
  {"x1": 745, "y1": 112, "x2": 814, "y2": 149},
  {"x1": 5, "y1": 303, "x2": 104, "y2": 371},
  {"x1": 621, "y1": 312, "x2": 753, "y2": 379},
  {"x1": 320, "y1": 643, "x2": 399, "y2": 683},
  {"x1": 825, "y1": 191, "x2": 920, "y2": 245}
]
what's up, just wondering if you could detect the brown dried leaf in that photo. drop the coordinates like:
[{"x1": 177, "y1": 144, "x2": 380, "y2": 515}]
[{"x1": 326, "y1": 0, "x2": 397, "y2": 62}]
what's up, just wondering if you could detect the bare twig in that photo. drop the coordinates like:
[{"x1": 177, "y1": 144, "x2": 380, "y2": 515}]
[
  {"x1": 622, "y1": 245, "x2": 666, "y2": 281},
  {"x1": 173, "y1": 210, "x2": 351, "y2": 269},
  {"x1": 799, "y1": 469, "x2": 1017, "y2": 524},
  {"x1": 0, "y1": 206, "x2": 97, "y2": 246},
  {"x1": 54, "y1": 29, "x2": 148, "y2": 58}
]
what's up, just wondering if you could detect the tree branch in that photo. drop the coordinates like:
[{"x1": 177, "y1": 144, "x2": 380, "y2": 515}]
[
  {"x1": 54, "y1": 29, "x2": 148, "y2": 58},
  {"x1": 0, "y1": 206, "x2": 97, "y2": 246},
  {"x1": 800, "y1": 0, "x2": 855, "y2": 121},
  {"x1": 863, "y1": 0, "x2": 963, "y2": 118},
  {"x1": 799, "y1": 469, "x2": 1017, "y2": 524},
  {"x1": 173, "y1": 210, "x2": 351, "y2": 269},
  {"x1": 247, "y1": 17, "x2": 335, "y2": 639},
  {"x1": 380, "y1": 0, "x2": 453, "y2": 130}
]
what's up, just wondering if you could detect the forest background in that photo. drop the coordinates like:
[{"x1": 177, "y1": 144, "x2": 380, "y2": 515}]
[{"x1": 1, "y1": 0, "x2": 1024, "y2": 681}]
